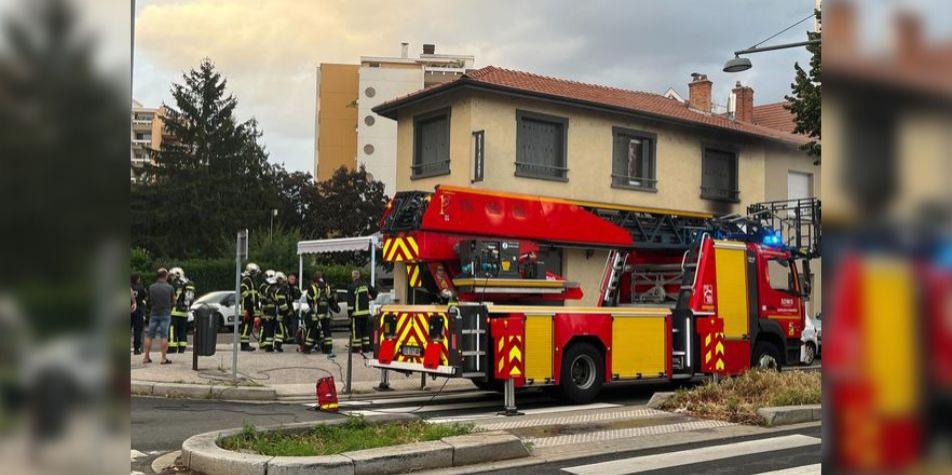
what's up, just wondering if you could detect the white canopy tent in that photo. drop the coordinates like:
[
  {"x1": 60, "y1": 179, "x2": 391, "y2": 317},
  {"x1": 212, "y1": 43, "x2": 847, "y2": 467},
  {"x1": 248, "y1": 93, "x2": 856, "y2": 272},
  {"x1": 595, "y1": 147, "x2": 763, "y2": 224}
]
[{"x1": 296, "y1": 235, "x2": 380, "y2": 286}]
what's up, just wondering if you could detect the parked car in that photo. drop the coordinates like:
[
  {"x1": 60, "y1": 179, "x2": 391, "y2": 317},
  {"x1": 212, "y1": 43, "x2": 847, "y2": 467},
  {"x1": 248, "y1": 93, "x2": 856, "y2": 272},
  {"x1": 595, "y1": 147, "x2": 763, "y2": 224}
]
[
  {"x1": 801, "y1": 312, "x2": 822, "y2": 365},
  {"x1": 188, "y1": 291, "x2": 238, "y2": 332}
]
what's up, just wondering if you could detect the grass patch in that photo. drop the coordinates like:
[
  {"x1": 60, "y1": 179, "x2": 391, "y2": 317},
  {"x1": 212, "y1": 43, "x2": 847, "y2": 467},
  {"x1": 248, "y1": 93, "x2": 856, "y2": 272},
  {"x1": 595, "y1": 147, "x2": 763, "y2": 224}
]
[
  {"x1": 218, "y1": 416, "x2": 474, "y2": 456},
  {"x1": 660, "y1": 370, "x2": 821, "y2": 425}
]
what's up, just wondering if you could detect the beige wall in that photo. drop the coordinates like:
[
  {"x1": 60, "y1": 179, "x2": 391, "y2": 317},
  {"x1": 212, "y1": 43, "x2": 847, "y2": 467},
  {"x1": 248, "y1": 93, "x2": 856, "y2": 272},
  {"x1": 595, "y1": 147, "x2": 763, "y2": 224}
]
[
  {"x1": 391, "y1": 91, "x2": 817, "y2": 306},
  {"x1": 316, "y1": 64, "x2": 359, "y2": 181}
]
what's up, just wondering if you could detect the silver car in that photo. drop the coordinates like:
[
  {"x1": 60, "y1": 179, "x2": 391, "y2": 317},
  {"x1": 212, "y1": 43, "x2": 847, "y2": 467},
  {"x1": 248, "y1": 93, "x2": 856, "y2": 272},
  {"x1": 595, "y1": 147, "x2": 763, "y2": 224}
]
[{"x1": 188, "y1": 291, "x2": 238, "y2": 331}]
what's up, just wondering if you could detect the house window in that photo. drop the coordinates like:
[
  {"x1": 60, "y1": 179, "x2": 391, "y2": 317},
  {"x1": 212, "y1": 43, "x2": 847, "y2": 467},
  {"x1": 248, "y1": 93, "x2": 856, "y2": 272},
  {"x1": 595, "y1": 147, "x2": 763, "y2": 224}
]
[
  {"x1": 701, "y1": 147, "x2": 739, "y2": 202},
  {"x1": 515, "y1": 110, "x2": 568, "y2": 181},
  {"x1": 612, "y1": 127, "x2": 657, "y2": 190},
  {"x1": 472, "y1": 130, "x2": 485, "y2": 183},
  {"x1": 412, "y1": 108, "x2": 451, "y2": 179}
]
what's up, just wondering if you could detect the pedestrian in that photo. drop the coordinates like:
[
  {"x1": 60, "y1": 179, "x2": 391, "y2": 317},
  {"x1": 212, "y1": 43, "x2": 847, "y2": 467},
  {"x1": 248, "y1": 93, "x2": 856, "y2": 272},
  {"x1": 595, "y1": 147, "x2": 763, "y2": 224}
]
[
  {"x1": 259, "y1": 270, "x2": 277, "y2": 352},
  {"x1": 131, "y1": 274, "x2": 148, "y2": 355},
  {"x1": 273, "y1": 272, "x2": 291, "y2": 352},
  {"x1": 168, "y1": 267, "x2": 196, "y2": 354},
  {"x1": 304, "y1": 271, "x2": 338, "y2": 355},
  {"x1": 347, "y1": 269, "x2": 376, "y2": 354},
  {"x1": 143, "y1": 268, "x2": 174, "y2": 364},
  {"x1": 287, "y1": 272, "x2": 303, "y2": 341},
  {"x1": 239, "y1": 263, "x2": 261, "y2": 352}
]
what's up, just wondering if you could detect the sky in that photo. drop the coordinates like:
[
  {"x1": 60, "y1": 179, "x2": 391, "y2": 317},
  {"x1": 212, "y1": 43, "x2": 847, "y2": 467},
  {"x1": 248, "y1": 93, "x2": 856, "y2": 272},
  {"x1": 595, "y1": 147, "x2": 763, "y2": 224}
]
[{"x1": 127, "y1": 0, "x2": 883, "y2": 175}]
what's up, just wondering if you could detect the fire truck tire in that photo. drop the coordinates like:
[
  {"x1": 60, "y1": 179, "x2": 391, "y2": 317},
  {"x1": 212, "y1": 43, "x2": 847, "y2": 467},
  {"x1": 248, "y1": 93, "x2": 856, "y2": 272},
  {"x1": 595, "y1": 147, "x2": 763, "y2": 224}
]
[
  {"x1": 752, "y1": 341, "x2": 783, "y2": 371},
  {"x1": 559, "y1": 342, "x2": 604, "y2": 404}
]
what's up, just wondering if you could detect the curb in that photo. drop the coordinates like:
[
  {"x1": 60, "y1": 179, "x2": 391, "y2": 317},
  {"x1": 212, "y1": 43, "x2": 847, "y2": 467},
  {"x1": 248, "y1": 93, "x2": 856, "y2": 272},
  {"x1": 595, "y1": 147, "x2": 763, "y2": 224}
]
[
  {"x1": 181, "y1": 414, "x2": 529, "y2": 475},
  {"x1": 756, "y1": 404, "x2": 822, "y2": 426},
  {"x1": 132, "y1": 381, "x2": 277, "y2": 400},
  {"x1": 646, "y1": 391, "x2": 675, "y2": 409}
]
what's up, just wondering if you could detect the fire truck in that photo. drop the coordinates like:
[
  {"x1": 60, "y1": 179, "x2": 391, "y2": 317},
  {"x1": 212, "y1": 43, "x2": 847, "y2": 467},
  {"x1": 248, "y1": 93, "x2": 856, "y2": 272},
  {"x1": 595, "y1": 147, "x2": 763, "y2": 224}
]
[{"x1": 369, "y1": 186, "x2": 820, "y2": 409}]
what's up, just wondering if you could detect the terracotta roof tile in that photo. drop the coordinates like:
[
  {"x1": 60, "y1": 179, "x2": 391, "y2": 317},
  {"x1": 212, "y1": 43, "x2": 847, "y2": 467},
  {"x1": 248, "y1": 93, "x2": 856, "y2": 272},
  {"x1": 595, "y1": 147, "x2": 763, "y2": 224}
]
[
  {"x1": 375, "y1": 66, "x2": 810, "y2": 146},
  {"x1": 752, "y1": 102, "x2": 797, "y2": 134}
]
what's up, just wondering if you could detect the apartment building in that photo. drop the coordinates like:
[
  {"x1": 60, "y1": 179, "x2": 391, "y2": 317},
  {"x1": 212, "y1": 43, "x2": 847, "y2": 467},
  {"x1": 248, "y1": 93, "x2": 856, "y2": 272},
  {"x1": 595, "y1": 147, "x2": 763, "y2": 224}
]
[
  {"x1": 130, "y1": 100, "x2": 165, "y2": 181},
  {"x1": 314, "y1": 43, "x2": 474, "y2": 193},
  {"x1": 373, "y1": 66, "x2": 819, "y2": 306}
]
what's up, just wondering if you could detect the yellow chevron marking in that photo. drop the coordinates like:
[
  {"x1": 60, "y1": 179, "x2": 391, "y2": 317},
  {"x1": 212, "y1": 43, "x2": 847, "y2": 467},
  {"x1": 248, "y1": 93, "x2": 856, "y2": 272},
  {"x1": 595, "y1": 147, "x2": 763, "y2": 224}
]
[
  {"x1": 508, "y1": 344, "x2": 522, "y2": 362},
  {"x1": 705, "y1": 334, "x2": 711, "y2": 347},
  {"x1": 385, "y1": 239, "x2": 398, "y2": 261},
  {"x1": 715, "y1": 342, "x2": 725, "y2": 355},
  {"x1": 497, "y1": 358, "x2": 504, "y2": 373},
  {"x1": 510, "y1": 366, "x2": 522, "y2": 377},
  {"x1": 497, "y1": 338, "x2": 504, "y2": 352},
  {"x1": 382, "y1": 239, "x2": 393, "y2": 258},
  {"x1": 715, "y1": 359, "x2": 725, "y2": 371},
  {"x1": 406, "y1": 236, "x2": 419, "y2": 256},
  {"x1": 705, "y1": 351, "x2": 711, "y2": 364}
]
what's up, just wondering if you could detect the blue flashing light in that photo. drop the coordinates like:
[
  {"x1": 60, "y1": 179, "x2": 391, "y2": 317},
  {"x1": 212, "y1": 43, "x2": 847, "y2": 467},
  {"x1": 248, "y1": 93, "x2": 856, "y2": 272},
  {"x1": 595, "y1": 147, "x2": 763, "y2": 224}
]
[{"x1": 762, "y1": 230, "x2": 783, "y2": 247}]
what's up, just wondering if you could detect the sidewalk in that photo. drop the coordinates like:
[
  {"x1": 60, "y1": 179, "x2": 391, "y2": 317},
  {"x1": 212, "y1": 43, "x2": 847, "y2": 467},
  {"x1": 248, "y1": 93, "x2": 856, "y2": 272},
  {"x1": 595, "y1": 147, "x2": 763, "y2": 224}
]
[{"x1": 131, "y1": 337, "x2": 478, "y2": 400}]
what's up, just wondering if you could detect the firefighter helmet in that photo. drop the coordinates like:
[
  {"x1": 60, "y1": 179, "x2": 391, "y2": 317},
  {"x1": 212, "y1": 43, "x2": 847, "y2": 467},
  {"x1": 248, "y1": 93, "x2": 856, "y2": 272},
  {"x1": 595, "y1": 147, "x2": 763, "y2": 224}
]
[
  {"x1": 265, "y1": 269, "x2": 275, "y2": 279},
  {"x1": 245, "y1": 263, "x2": 261, "y2": 275},
  {"x1": 169, "y1": 267, "x2": 184, "y2": 280},
  {"x1": 275, "y1": 272, "x2": 287, "y2": 283}
]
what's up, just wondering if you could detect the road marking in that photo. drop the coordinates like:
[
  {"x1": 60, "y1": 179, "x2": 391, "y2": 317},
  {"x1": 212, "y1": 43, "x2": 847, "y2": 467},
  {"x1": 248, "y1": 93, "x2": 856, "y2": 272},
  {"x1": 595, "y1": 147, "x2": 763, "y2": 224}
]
[
  {"x1": 337, "y1": 390, "x2": 495, "y2": 408},
  {"x1": 130, "y1": 450, "x2": 146, "y2": 461},
  {"x1": 476, "y1": 407, "x2": 668, "y2": 431},
  {"x1": 562, "y1": 434, "x2": 820, "y2": 474},
  {"x1": 754, "y1": 464, "x2": 822, "y2": 475},
  {"x1": 425, "y1": 402, "x2": 622, "y2": 424},
  {"x1": 341, "y1": 399, "x2": 508, "y2": 416},
  {"x1": 530, "y1": 420, "x2": 734, "y2": 448}
]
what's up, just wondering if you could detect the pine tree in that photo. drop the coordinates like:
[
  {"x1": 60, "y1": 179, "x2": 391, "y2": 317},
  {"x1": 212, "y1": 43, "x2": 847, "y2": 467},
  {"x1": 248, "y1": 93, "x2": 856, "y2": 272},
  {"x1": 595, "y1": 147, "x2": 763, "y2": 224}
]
[
  {"x1": 132, "y1": 59, "x2": 277, "y2": 257},
  {"x1": 785, "y1": 9, "x2": 821, "y2": 164}
]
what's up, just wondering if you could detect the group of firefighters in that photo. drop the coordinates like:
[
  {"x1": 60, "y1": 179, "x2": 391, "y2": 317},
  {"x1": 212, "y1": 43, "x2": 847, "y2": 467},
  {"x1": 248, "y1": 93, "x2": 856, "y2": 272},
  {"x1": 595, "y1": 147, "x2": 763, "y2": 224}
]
[{"x1": 237, "y1": 263, "x2": 377, "y2": 355}]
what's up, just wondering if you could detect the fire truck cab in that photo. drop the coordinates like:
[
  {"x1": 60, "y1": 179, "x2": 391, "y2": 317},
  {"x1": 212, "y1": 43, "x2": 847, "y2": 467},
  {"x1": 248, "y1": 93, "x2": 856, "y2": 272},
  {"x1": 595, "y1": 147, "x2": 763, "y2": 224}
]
[{"x1": 370, "y1": 186, "x2": 819, "y2": 405}]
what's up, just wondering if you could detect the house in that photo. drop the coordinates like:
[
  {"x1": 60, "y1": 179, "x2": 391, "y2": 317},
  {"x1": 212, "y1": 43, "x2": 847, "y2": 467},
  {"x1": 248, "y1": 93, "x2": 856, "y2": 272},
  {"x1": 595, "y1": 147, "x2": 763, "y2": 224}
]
[{"x1": 373, "y1": 66, "x2": 818, "y2": 306}]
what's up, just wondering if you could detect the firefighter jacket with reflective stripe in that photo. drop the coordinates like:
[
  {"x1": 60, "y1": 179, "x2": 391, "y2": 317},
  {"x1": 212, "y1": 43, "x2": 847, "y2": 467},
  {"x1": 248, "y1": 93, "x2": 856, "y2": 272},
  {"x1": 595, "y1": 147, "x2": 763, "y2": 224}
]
[
  {"x1": 347, "y1": 280, "x2": 376, "y2": 317},
  {"x1": 273, "y1": 283, "x2": 291, "y2": 318},
  {"x1": 259, "y1": 281, "x2": 276, "y2": 317},
  {"x1": 171, "y1": 279, "x2": 195, "y2": 317},
  {"x1": 240, "y1": 274, "x2": 260, "y2": 315},
  {"x1": 306, "y1": 282, "x2": 337, "y2": 318}
]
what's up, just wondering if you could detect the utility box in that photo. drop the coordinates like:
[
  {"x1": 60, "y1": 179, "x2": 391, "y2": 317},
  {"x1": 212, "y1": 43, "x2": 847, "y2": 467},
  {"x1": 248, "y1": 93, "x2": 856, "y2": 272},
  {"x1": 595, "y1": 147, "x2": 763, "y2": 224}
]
[{"x1": 192, "y1": 304, "x2": 218, "y2": 357}]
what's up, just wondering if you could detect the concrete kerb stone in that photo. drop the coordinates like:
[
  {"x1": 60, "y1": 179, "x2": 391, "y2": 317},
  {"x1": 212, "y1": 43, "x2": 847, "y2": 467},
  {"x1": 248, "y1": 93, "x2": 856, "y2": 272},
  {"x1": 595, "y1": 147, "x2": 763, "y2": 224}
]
[
  {"x1": 152, "y1": 382, "x2": 212, "y2": 399},
  {"x1": 131, "y1": 381, "x2": 154, "y2": 396},
  {"x1": 442, "y1": 431, "x2": 530, "y2": 466},
  {"x1": 757, "y1": 404, "x2": 822, "y2": 426},
  {"x1": 134, "y1": 380, "x2": 277, "y2": 400},
  {"x1": 646, "y1": 391, "x2": 676, "y2": 409},
  {"x1": 181, "y1": 413, "x2": 532, "y2": 475}
]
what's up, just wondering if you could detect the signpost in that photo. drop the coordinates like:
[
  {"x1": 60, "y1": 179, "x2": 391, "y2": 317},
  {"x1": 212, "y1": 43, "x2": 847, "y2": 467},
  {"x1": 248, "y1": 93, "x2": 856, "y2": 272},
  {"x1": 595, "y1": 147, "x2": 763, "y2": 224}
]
[{"x1": 233, "y1": 229, "x2": 248, "y2": 381}]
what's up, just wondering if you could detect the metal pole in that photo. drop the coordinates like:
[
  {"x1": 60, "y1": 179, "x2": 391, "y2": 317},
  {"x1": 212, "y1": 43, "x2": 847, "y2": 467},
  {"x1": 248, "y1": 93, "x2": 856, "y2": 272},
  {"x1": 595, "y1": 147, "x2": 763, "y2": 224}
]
[
  {"x1": 233, "y1": 241, "x2": 241, "y2": 381},
  {"x1": 734, "y1": 39, "x2": 819, "y2": 57},
  {"x1": 370, "y1": 238, "x2": 376, "y2": 288},
  {"x1": 377, "y1": 369, "x2": 391, "y2": 391},
  {"x1": 345, "y1": 337, "x2": 353, "y2": 394}
]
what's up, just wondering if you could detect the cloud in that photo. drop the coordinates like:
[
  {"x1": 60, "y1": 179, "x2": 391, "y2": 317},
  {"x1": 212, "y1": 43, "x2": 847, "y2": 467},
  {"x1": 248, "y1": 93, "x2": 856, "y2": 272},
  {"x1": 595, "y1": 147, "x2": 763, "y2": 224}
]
[{"x1": 134, "y1": 0, "x2": 818, "y2": 173}]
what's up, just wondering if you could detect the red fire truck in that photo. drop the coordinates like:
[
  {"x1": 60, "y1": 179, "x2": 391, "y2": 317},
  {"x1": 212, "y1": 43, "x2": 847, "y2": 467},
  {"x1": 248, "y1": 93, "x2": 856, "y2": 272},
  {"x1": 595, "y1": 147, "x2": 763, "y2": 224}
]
[{"x1": 370, "y1": 186, "x2": 820, "y2": 409}]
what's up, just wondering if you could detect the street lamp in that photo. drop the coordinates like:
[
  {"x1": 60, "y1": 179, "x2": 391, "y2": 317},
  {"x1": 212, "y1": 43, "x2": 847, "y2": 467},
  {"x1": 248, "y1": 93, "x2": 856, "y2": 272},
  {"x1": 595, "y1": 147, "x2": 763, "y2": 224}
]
[
  {"x1": 270, "y1": 208, "x2": 278, "y2": 241},
  {"x1": 723, "y1": 39, "x2": 820, "y2": 73}
]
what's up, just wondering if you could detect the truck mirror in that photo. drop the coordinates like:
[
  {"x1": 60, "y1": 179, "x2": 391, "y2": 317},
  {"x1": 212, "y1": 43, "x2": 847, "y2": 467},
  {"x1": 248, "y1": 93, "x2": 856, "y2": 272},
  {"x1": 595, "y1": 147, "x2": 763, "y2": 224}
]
[{"x1": 799, "y1": 274, "x2": 812, "y2": 297}]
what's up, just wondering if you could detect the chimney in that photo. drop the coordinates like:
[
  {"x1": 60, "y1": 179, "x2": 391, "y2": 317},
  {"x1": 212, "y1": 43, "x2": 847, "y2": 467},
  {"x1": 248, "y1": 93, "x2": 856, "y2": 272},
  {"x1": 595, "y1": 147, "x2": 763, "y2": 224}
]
[
  {"x1": 894, "y1": 11, "x2": 922, "y2": 65},
  {"x1": 732, "y1": 81, "x2": 754, "y2": 122},
  {"x1": 688, "y1": 73, "x2": 712, "y2": 112},
  {"x1": 401, "y1": 42, "x2": 409, "y2": 59},
  {"x1": 824, "y1": 1, "x2": 856, "y2": 59},
  {"x1": 422, "y1": 43, "x2": 436, "y2": 55}
]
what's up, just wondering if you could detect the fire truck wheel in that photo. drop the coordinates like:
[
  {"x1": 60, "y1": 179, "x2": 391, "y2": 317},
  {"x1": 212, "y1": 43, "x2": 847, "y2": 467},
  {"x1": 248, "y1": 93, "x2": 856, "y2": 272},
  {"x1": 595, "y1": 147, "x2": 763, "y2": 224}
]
[
  {"x1": 752, "y1": 341, "x2": 782, "y2": 371},
  {"x1": 560, "y1": 342, "x2": 604, "y2": 404}
]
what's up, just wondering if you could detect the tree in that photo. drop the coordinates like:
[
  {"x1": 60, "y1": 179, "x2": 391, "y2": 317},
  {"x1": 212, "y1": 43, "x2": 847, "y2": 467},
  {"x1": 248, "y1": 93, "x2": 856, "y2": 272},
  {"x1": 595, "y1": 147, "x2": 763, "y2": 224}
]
[
  {"x1": 785, "y1": 9, "x2": 821, "y2": 164},
  {"x1": 132, "y1": 59, "x2": 278, "y2": 258}
]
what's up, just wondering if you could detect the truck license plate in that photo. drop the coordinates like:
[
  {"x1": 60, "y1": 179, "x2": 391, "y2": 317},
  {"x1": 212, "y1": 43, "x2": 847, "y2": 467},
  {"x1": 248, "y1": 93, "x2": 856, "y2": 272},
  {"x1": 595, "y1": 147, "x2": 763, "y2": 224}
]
[{"x1": 400, "y1": 345, "x2": 422, "y2": 357}]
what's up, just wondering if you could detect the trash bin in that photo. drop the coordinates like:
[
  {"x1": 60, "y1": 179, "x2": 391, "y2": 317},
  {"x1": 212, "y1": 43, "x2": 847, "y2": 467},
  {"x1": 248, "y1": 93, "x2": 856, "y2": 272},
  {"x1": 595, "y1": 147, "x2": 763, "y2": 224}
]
[{"x1": 193, "y1": 304, "x2": 218, "y2": 356}]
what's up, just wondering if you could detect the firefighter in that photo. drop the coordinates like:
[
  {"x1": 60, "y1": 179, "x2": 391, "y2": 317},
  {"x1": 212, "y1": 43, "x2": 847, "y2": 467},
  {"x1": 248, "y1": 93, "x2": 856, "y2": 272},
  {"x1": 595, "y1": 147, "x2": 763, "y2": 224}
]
[
  {"x1": 168, "y1": 267, "x2": 195, "y2": 354},
  {"x1": 238, "y1": 263, "x2": 261, "y2": 352},
  {"x1": 347, "y1": 270, "x2": 376, "y2": 353},
  {"x1": 259, "y1": 271, "x2": 277, "y2": 352},
  {"x1": 273, "y1": 272, "x2": 291, "y2": 352},
  {"x1": 304, "y1": 271, "x2": 338, "y2": 355},
  {"x1": 286, "y1": 273, "x2": 303, "y2": 342}
]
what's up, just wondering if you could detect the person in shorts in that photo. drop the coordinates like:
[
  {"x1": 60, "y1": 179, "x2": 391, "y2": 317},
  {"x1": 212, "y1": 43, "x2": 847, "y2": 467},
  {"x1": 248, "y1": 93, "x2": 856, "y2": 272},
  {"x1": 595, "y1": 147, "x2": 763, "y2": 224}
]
[{"x1": 143, "y1": 268, "x2": 175, "y2": 364}]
